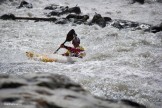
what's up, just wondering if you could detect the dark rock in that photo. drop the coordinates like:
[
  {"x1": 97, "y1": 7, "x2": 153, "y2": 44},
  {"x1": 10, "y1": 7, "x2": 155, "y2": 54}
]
[
  {"x1": 121, "y1": 99, "x2": 146, "y2": 108},
  {"x1": 35, "y1": 99, "x2": 62, "y2": 108},
  {"x1": 132, "y1": 0, "x2": 145, "y2": 4},
  {"x1": 110, "y1": 19, "x2": 152, "y2": 31},
  {"x1": 46, "y1": 5, "x2": 81, "y2": 17},
  {"x1": 0, "y1": 14, "x2": 15, "y2": 20},
  {"x1": 68, "y1": 6, "x2": 81, "y2": 14},
  {"x1": 55, "y1": 18, "x2": 69, "y2": 24},
  {"x1": 150, "y1": 23, "x2": 162, "y2": 33},
  {"x1": 111, "y1": 21, "x2": 124, "y2": 29},
  {"x1": 47, "y1": 11, "x2": 61, "y2": 17},
  {"x1": 103, "y1": 17, "x2": 112, "y2": 22},
  {"x1": 89, "y1": 13, "x2": 106, "y2": 27},
  {"x1": 2, "y1": 97, "x2": 20, "y2": 103},
  {"x1": 150, "y1": 26, "x2": 162, "y2": 33},
  {"x1": 66, "y1": 14, "x2": 89, "y2": 24},
  {"x1": 0, "y1": 82, "x2": 26, "y2": 89},
  {"x1": 44, "y1": 4, "x2": 58, "y2": 10},
  {"x1": 66, "y1": 14, "x2": 89, "y2": 21},
  {"x1": 17, "y1": 0, "x2": 33, "y2": 9}
]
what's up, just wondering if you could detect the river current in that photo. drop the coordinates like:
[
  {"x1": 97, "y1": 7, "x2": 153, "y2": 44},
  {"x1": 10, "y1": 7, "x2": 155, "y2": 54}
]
[{"x1": 0, "y1": 0, "x2": 162, "y2": 108}]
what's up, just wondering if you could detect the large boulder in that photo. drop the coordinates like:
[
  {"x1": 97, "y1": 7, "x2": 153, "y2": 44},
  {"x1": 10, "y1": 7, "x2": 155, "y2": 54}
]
[{"x1": 0, "y1": 73, "x2": 146, "y2": 108}]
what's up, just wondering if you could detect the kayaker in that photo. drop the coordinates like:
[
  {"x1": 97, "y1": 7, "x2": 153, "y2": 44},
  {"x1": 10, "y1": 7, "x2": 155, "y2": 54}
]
[{"x1": 60, "y1": 30, "x2": 86, "y2": 58}]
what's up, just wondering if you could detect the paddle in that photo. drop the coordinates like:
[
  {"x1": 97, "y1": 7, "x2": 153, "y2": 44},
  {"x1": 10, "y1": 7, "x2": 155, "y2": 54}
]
[{"x1": 54, "y1": 29, "x2": 75, "y2": 54}]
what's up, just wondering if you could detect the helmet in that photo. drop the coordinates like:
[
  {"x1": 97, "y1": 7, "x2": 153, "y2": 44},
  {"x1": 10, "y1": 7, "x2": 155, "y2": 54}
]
[{"x1": 72, "y1": 37, "x2": 80, "y2": 45}]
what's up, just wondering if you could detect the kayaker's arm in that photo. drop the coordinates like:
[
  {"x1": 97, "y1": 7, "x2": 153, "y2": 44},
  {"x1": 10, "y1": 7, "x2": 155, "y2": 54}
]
[
  {"x1": 64, "y1": 46, "x2": 84, "y2": 52},
  {"x1": 60, "y1": 44, "x2": 84, "y2": 53}
]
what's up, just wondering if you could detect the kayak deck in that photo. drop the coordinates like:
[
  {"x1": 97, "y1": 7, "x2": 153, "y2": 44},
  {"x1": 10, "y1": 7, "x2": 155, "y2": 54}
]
[{"x1": 26, "y1": 51, "x2": 57, "y2": 62}]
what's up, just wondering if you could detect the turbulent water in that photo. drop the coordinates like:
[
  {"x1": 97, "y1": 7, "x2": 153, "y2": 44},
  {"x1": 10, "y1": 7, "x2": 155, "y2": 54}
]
[{"x1": 0, "y1": 0, "x2": 162, "y2": 108}]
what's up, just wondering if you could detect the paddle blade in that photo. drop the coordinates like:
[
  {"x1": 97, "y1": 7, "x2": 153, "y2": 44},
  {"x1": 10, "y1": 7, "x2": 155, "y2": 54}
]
[
  {"x1": 54, "y1": 29, "x2": 75, "y2": 54},
  {"x1": 66, "y1": 29, "x2": 75, "y2": 42}
]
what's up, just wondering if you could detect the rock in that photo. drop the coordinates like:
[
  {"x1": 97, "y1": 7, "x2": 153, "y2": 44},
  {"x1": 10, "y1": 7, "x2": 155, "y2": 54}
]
[
  {"x1": 55, "y1": 18, "x2": 69, "y2": 24},
  {"x1": 0, "y1": 14, "x2": 16, "y2": 20},
  {"x1": 17, "y1": 0, "x2": 33, "y2": 9},
  {"x1": 110, "y1": 19, "x2": 151, "y2": 31},
  {"x1": 0, "y1": 73, "x2": 146, "y2": 108},
  {"x1": 47, "y1": 10, "x2": 61, "y2": 17},
  {"x1": 103, "y1": 17, "x2": 112, "y2": 22},
  {"x1": 89, "y1": 13, "x2": 106, "y2": 27},
  {"x1": 44, "y1": 4, "x2": 59, "y2": 10},
  {"x1": 66, "y1": 14, "x2": 89, "y2": 24},
  {"x1": 131, "y1": 0, "x2": 145, "y2": 4},
  {"x1": 46, "y1": 5, "x2": 81, "y2": 17},
  {"x1": 150, "y1": 22, "x2": 162, "y2": 33},
  {"x1": 66, "y1": 14, "x2": 89, "y2": 21},
  {"x1": 67, "y1": 6, "x2": 81, "y2": 14}
]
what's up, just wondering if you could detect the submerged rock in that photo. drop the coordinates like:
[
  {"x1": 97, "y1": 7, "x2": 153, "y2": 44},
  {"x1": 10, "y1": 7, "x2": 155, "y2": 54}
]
[{"x1": 0, "y1": 73, "x2": 146, "y2": 108}]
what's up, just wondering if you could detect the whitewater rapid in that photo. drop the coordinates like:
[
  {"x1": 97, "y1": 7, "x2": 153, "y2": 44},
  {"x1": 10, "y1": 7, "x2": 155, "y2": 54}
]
[{"x1": 0, "y1": 0, "x2": 162, "y2": 108}]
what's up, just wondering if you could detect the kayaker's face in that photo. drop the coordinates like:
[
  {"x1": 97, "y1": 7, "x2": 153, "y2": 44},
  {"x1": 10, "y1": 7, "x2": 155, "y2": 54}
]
[{"x1": 73, "y1": 42, "x2": 79, "y2": 48}]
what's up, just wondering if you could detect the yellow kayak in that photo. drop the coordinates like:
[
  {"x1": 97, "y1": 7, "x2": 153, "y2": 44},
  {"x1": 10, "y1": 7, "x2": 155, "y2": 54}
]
[
  {"x1": 26, "y1": 51, "x2": 79, "y2": 63},
  {"x1": 26, "y1": 51, "x2": 57, "y2": 62}
]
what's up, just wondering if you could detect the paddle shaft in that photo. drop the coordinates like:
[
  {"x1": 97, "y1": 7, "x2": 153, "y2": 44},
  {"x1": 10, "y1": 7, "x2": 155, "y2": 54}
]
[
  {"x1": 53, "y1": 29, "x2": 75, "y2": 54},
  {"x1": 53, "y1": 41, "x2": 66, "y2": 54}
]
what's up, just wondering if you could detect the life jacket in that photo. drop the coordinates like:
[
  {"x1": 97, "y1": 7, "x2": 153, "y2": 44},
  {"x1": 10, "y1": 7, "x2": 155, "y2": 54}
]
[{"x1": 64, "y1": 46, "x2": 86, "y2": 58}]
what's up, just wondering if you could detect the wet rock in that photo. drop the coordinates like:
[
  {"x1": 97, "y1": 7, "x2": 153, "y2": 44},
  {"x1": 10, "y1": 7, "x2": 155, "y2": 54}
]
[
  {"x1": 0, "y1": 73, "x2": 146, "y2": 108},
  {"x1": 55, "y1": 18, "x2": 69, "y2": 24},
  {"x1": 44, "y1": 4, "x2": 59, "y2": 10},
  {"x1": 0, "y1": 82, "x2": 25, "y2": 89},
  {"x1": 46, "y1": 5, "x2": 81, "y2": 17},
  {"x1": 121, "y1": 99, "x2": 146, "y2": 108},
  {"x1": 2, "y1": 97, "x2": 20, "y2": 103},
  {"x1": 89, "y1": 13, "x2": 106, "y2": 27},
  {"x1": 131, "y1": 0, "x2": 145, "y2": 4},
  {"x1": 103, "y1": 17, "x2": 112, "y2": 22},
  {"x1": 150, "y1": 22, "x2": 162, "y2": 33},
  {"x1": 47, "y1": 11, "x2": 61, "y2": 17},
  {"x1": 66, "y1": 14, "x2": 89, "y2": 21},
  {"x1": 110, "y1": 19, "x2": 152, "y2": 31},
  {"x1": 68, "y1": 6, "x2": 81, "y2": 14},
  {"x1": 0, "y1": 14, "x2": 15, "y2": 20},
  {"x1": 66, "y1": 14, "x2": 89, "y2": 24},
  {"x1": 17, "y1": 0, "x2": 33, "y2": 9}
]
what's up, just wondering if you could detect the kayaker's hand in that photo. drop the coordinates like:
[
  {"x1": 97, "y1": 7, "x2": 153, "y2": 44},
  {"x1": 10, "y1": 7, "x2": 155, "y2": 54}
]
[{"x1": 60, "y1": 44, "x2": 65, "y2": 48}]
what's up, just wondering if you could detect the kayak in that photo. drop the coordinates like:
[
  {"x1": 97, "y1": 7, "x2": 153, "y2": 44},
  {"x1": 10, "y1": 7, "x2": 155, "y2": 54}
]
[
  {"x1": 26, "y1": 51, "x2": 56, "y2": 62},
  {"x1": 26, "y1": 51, "x2": 77, "y2": 63}
]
